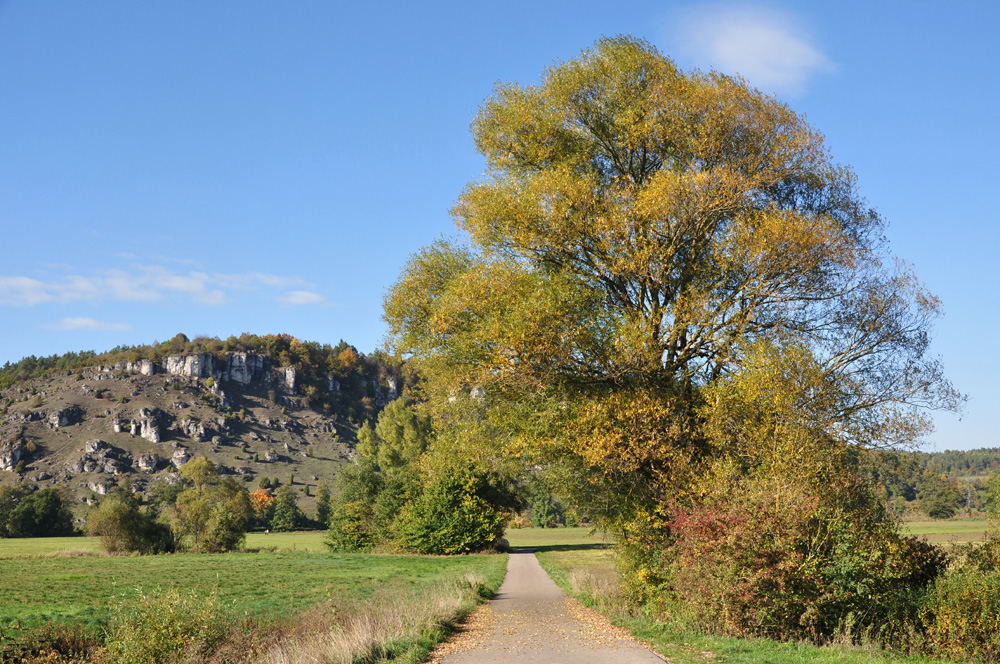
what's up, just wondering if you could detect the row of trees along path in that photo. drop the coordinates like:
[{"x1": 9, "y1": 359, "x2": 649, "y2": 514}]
[{"x1": 429, "y1": 550, "x2": 665, "y2": 663}]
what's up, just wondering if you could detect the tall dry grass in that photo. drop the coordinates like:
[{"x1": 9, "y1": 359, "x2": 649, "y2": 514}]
[
  {"x1": 258, "y1": 573, "x2": 488, "y2": 664},
  {"x1": 569, "y1": 566, "x2": 622, "y2": 612}
]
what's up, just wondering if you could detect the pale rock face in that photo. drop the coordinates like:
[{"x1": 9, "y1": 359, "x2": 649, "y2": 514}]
[
  {"x1": 171, "y1": 447, "x2": 190, "y2": 467},
  {"x1": 138, "y1": 408, "x2": 160, "y2": 443},
  {"x1": 85, "y1": 439, "x2": 107, "y2": 454},
  {"x1": 103, "y1": 458, "x2": 127, "y2": 475},
  {"x1": 180, "y1": 418, "x2": 208, "y2": 441},
  {"x1": 387, "y1": 377, "x2": 399, "y2": 402},
  {"x1": 123, "y1": 359, "x2": 155, "y2": 375},
  {"x1": 226, "y1": 352, "x2": 267, "y2": 384},
  {"x1": 102, "y1": 359, "x2": 155, "y2": 375},
  {"x1": 48, "y1": 405, "x2": 82, "y2": 428},
  {"x1": 88, "y1": 481, "x2": 111, "y2": 495},
  {"x1": 0, "y1": 440, "x2": 23, "y2": 471},
  {"x1": 137, "y1": 453, "x2": 160, "y2": 473},
  {"x1": 276, "y1": 366, "x2": 296, "y2": 395},
  {"x1": 164, "y1": 353, "x2": 214, "y2": 378}
]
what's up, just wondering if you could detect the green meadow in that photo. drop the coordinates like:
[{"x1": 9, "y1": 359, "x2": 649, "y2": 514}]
[{"x1": 901, "y1": 518, "x2": 990, "y2": 543}]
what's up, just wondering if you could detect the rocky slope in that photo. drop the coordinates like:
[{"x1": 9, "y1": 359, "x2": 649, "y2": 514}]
[{"x1": 0, "y1": 345, "x2": 401, "y2": 520}]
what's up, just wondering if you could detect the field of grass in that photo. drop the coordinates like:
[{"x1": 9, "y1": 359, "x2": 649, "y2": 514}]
[
  {"x1": 504, "y1": 525, "x2": 612, "y2": 550},
  {"x1": 0, "y1": 535, "x2": 101, "y2": 558},
  {"x1": 0, "y1": 548, "x2": 505, "y2": 631},
  {"x1": 901, "y1": 518, "x2": 990, "y2": 543},
  {"x1": 0, "y1": 530, "x2": 328, "y2": 559}
]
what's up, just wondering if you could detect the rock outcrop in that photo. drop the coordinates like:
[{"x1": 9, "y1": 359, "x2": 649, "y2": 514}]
[
  {"x1": 170, "y1": 446, "x2": 190, "y2": 467},
  {"x1": 163, "y1": 353, "x2": 214, "y2": 378},
  {"x1": 138, "y1": 409, "x2": 161, "y2": 443},
  {"x1": 0, "y1": 440, "x2": 24, "y2": 471},
  {"x1": 48, "y1": 405, "x2": 83, "y2": 428},
  {"x1": 137, "y1": 453, "x2": 161, "y2": 473}
]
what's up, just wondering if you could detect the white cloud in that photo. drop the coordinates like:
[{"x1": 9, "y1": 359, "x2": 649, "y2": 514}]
[
  {"x1": 42, "y1": 317, "x2": 132, "y2": 331},
  {"x1": 0, "y1": 276, "x2": 54, "y2": 306},
  {"x1": 280, "y1": 290, "x2": 326, "y2": 306},
  {"x1": 671, "y1": 4, "x2": 836, "y2": 96},
  {"x1": 0, "y1": 265, "x2": 317, "y2": 308}
]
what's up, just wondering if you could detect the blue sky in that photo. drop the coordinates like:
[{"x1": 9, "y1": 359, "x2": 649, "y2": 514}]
[{"x1": 1, "y1": 1, "x2": 997, "y2": 451}]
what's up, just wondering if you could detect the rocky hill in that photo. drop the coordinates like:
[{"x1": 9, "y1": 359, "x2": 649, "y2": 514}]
[{"x1": 0, "y1": 334, "x2": 403, "y2": 519}]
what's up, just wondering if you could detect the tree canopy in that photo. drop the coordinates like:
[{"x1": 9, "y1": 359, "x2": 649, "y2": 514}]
[
  {"x1": 383, "y1": 37, "x2": 961, "y2": 638},
  {"x1": 385, "y1": 35, "x2": 959, "y2": 492}
]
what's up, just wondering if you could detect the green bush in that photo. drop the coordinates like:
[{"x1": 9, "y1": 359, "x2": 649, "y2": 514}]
[
  {"x1": 87, "y1": 494, "x2": 173, "y2": 554},
  {"x1": 325, "y1": 499, "x2": 376, "y2": 552},
  {"x1": 968, "y1": 532, "x2": 1000, "y2": 572},
  {"x1": 923, "y1": 570, "x2": 1000, "y2": 661},
  {"x1": 0, "y1": 485, "x2": 75, "y2": 538},
  {"x1": 270, "y1": 485, "x2": 304, "y2": 532},
  {"x1": 397, "y1": 470, "x2": 509, "y2": 554},
  {"x1": 100, "y1": 587, "x2": 228, "y2": 664}
]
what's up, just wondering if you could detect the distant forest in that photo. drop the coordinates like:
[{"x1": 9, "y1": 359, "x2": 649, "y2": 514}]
[{"x1": 871, "y1": 448, "x2": 1000, "y2": 519}]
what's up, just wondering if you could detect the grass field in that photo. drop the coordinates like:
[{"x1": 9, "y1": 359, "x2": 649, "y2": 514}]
[
  {"x1": 0, "y1": 528, "x2": 494, "y2": 638},
  {"x1": 504, "y1": 525, "x2": 612, "y2": 550},
  {"x1": 901, "y1": 519, "x2": 990, "y2": 543},
  {"x1": 0, "y1": 530, "x2": 329, "y2": 559}
]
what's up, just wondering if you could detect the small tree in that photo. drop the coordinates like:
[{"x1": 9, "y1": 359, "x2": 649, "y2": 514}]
[
  {"x1": 270, "y1": 486, "x2": 303, "y2": 532},
  {"x1": 314, "y1": 483, "x2": 332, "y2": 527},
  {"x1": 87, "y1": 489, "x2": 172, "y2": 554},
  {"x1": 2, "y1": 486, "x2": 74, "y2": 538},
  {"x1": 248, "y1": 489, "x2": 275, "y2": 529},
  {"x1": 397, "y1": 469, "x2": 512, "y2": 554},
  {"x1": 174, "y1": 458, "x2": 252, "y2": 552}
]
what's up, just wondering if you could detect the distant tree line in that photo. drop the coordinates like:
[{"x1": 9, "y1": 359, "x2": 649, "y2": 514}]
[{"x1": 870, "y1": 448, "x2": 1000, "y2": 519}]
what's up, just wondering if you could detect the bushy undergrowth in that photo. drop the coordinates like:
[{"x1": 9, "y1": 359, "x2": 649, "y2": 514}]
[
  {"x1": 923, "y1": 569, "x2": 1000, "y2": 661},
  {"x1": 100, "y1": 587, "x2": 230, "y2": 664}
]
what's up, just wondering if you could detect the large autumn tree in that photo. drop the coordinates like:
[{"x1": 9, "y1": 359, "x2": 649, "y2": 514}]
[{"x1": 385, "y1": 39, "x2": 959, "y2": 632}]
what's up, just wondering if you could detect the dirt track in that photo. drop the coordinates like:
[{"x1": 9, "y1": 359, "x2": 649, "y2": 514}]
[{"x1": 429, "y1": 550, "x2": 667, "y2": 663}]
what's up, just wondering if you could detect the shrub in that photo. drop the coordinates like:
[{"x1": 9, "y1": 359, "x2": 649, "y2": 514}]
[
  {"x1": 397, "y1": 470, "x2": 509, "y2": 554},
  {"x1": 174, "y1": 459, "x2": 252, "y2": 552},
  {"x1": 100, "y1": 587, "x2": 228, "y2": 664},
  {"x1": 635, "y1": 470, "x2": 946, "y2": 643},
  {"x1": 968, "y1": 532, "x2": 1000, "y2": 572},
  {"x1": 87, "y1": 494, "x2": 173, "y2": 554},
  {"x1": 923, "y1": 570, "x2": 1000, "y2": 661},
  {"x1": 2, "y1": 486, "x2": 75, "y2": 538},
  {"x1": 326, "y1": 500, "x2": 376, "y2": 552}
]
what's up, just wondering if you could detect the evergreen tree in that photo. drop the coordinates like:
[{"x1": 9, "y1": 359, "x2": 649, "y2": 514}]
[
  {"x1": 271, "y1": 486, "x2": 303, "y2": 532},
  {"x1": 315, "y1": 483, "x2": 332, "y2": 526}
]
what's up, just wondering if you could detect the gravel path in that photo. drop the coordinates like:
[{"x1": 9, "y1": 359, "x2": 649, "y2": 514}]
[{"x1": 429, "y1": 550, "x2": 667, "y2": 663}]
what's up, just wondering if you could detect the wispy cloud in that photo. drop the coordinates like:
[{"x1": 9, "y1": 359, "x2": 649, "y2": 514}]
[
  {"x1": 280, "y1": 290, "x2": 326, "y2": 306},
  {"x1": 0, "y1": 265, "x2": 317, "y2": 308},
  {"x1": 671, "y1": 4, "x2": 836, "y2": 97},
  {"x1": 41, "y1": 317, "x2": 132, "y2": 331}
]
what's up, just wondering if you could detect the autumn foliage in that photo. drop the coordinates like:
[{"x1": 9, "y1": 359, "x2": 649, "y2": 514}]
[{"x1": 384, "y1": 36, "x2": 966, "y2": 648}]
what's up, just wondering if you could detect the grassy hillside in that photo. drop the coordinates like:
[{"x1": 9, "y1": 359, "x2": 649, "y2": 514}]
[{"x1": 0, "y1": 333, "x2": 407, "y2": 514}]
